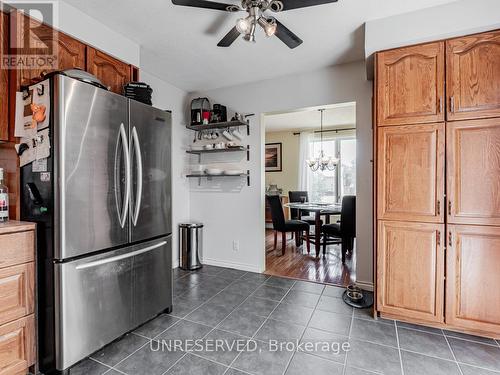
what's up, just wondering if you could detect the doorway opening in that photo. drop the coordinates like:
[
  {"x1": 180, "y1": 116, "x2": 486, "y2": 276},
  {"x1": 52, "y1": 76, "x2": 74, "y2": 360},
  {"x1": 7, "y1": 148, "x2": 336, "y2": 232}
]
[{"x1": 263, "y1": 102, "x2": 357, "y2": 286}]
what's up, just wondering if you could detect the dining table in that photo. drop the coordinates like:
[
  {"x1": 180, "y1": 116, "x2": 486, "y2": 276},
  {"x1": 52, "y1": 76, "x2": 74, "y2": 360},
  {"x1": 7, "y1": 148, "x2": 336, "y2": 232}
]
[{"x1": 284, "y1": 202, "x2": 342, "y2": 256}]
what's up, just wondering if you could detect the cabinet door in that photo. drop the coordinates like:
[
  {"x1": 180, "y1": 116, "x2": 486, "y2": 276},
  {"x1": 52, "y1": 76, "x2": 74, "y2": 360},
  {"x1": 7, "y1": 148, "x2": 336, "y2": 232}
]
[
  {"x1": 13, "y1": 13, "x2": 86, "y2": 87},
  {"x1": 378, "y1": 123, "x2": 445, "y2": 223},
  {"x1": 377, "y1": 221, "x2": 445, "y2": 323},
  {"x1": 447, "y1": 30, "x2": 500, "y2": 121},
  {"x1": 0, "y1": 12, "x2": 8, "y2": 141},
  {"x1": 0, "y1": 315, "x2": 36, "y2": 374},
  {"x1": 446, "y1": 225, "x2": 500, "y2": 336},
  {"x1": 86, "y1": 47, "x2": 130, "y2": 94},
  {"x1": 0, "y1": 263, "x2": 35, "y2": 326},
  {"x1": 447, "y1": 119, "x2": 500, "y2": 226},
  {"x1": 376, "y1": 42, "x2": 445, "y2": 126}
]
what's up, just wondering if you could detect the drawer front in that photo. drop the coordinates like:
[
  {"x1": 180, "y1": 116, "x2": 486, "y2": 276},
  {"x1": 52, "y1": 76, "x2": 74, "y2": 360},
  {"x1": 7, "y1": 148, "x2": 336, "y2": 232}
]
[
  {"x1": 0, "y1": 264, "x2": 35, "y2": 326},
  {"x1": 0, "y1": 232, "x2": 35, "y2": 269},
  {"x1": 0, "y1": 315, "x2": 36, "y2": 375}
]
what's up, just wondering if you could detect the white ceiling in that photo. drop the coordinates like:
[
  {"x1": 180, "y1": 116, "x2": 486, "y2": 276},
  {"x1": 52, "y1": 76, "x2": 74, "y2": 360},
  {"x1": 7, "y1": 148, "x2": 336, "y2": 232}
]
[
  {"x1": 60, "y1": 0, "x2": 458, "y2": 91},
  {"x1": 264, "y1": 102, "x2": 355, "y2": 132}
]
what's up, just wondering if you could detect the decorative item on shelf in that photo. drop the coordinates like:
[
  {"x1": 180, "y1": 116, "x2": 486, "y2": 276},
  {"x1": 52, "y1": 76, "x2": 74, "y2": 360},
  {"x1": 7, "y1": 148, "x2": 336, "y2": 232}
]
[
  {"x1": 231, "y1": 113, "x2": 255, "y2": 122},
  {"x1": 191, "y1": 97, "x2": 211, "y2": 125},
  {"x1": 307, "y1": 109, "x2": 339, "y2": 172},
  {"x1": 212, "y1": 104, "x2": 227, "y2": 123}
]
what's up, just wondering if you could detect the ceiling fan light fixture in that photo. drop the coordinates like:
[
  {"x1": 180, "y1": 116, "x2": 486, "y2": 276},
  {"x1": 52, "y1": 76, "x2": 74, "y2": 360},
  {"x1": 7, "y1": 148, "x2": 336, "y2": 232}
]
[
  {"x1": 243, "y1": 33, "x2": 256, "y2": 43},
  {"x1": 236, "y1": 16, "x2": 252, "y2": 35},
  {"x1": 258, "y1": 17, "x2": 277, "y2": 37}
]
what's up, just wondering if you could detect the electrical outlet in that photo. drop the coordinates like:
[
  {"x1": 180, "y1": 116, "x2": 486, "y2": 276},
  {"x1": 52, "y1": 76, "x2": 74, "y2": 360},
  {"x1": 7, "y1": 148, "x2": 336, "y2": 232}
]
[{"x1": 233, "y1": 240, "x2": 239, "y2": 252}]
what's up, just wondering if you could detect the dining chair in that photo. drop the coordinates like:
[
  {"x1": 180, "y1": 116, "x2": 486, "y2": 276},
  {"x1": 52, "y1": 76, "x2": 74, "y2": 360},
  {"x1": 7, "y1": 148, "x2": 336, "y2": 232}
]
[
  {"x1": 267, "y1": 195, "x2": 310, "y2": 256},
  {"x1": 321, "y1": 195, "x2": 356, "y2": 263}
]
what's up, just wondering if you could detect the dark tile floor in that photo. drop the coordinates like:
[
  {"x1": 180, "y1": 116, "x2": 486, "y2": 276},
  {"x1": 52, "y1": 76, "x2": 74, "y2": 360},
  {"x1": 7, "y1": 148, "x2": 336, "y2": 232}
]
[{"x1": 71, "y1": 266, "x2": 500, "y2": 375}]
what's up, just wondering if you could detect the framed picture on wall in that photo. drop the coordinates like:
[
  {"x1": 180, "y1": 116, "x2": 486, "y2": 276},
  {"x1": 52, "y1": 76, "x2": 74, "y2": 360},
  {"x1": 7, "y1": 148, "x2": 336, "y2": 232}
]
[{"x1": 265, "y1": 143, "x2": 282, "y2": 172}]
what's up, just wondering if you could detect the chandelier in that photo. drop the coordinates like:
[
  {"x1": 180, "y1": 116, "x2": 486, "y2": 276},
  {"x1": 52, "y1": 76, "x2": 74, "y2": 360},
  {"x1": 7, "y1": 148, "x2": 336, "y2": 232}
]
[{"x1": 306, "y1": 109, "x2": 339, "y2": 172}]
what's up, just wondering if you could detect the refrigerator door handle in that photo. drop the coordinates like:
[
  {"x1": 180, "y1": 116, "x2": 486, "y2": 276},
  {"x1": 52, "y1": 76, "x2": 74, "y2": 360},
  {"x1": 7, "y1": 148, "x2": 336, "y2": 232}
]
[
  {"x1": 75, "y1": 241, "x2": 167, "y2": 270},
  {"x1": 116, "y1": 123, "x2": 131, "y2": 229},
  {"x1": 131, "y1": 126, "x2": 143, "y2": 226}
]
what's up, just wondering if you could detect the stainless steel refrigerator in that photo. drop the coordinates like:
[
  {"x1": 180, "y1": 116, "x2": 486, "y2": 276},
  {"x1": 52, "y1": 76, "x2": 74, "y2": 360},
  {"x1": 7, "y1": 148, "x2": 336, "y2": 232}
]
[{"x1": 20, "y1": 74, "x2": 172, "y2": 374}]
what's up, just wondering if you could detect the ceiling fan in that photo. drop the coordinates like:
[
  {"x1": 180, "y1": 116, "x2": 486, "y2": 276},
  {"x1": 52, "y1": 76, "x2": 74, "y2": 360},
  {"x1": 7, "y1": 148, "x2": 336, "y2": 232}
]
[{"x1": 171, "y1": 0, "x2": 339, "y2": 49}]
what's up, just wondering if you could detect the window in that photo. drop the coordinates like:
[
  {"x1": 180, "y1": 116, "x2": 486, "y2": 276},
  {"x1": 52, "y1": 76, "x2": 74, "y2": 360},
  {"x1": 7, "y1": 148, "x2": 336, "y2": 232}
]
[{"x1": 306, "y1": 135, "x2": 356, "y2": 204}]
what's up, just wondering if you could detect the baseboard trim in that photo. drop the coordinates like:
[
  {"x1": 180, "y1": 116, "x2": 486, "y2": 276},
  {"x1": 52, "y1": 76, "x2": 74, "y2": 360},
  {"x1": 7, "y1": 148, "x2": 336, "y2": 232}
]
[
  {"x1": 202, "y1": 257, "x2": 263, "y2": 273},
  {"x1": 356, "y1": 281, "x2": 374, "y2": 292}
]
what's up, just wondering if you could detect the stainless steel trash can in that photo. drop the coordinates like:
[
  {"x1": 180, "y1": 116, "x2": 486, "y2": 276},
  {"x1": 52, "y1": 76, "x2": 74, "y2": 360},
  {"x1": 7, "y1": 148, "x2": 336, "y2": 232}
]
[{"x1": 179, "y1": 223, "x2": 203, "y2": 270}]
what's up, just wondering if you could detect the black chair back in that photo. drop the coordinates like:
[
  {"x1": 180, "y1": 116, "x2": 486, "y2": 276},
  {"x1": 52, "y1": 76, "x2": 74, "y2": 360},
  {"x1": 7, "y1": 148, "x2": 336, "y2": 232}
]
[
  {"x1": 288, "y1": 191, "x2": 309, "y2": 219},
  {"x1": 267, "y1": 195, "x2": 286, "y2": 231},
  {"x1": 340, "y1": 196, "x2": 356, "y2": 237}
]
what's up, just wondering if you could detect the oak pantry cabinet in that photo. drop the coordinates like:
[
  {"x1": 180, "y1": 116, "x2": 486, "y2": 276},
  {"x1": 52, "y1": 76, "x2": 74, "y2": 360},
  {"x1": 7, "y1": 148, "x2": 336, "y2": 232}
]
[{"x1": 375, "y1": 29, "x2": 500, "y2": 338}]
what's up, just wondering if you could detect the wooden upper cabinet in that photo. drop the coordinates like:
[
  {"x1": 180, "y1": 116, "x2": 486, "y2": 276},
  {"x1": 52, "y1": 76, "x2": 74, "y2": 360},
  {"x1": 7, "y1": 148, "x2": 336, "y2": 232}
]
[
  {"x1": 12, "y1": 13, "x2": 86, "y2": 87},
  {"x1": 377, "y1": 220, "x2": 445, "y2": 323},
  {"x1": 447, "y1": 30, "x2": 500, "y2": 121},
  {"x1": 378, "y1": 123, "x2": 445, "y2": 223},
  {"x1": 86, "y1": 47, "x2": 130, "y2": 94},
  {"x1": 376, "y1": 42, "x2": 445, "y2": 126},
  {"x1": 0, "y1": 12, "x2": 8, "y2": 141},
  {"x1": 446, "y1": 225, "x2": 500, "y2": 336},
  {"x1": 447, "y1": 119, "x2": 500, "y2": 226}
]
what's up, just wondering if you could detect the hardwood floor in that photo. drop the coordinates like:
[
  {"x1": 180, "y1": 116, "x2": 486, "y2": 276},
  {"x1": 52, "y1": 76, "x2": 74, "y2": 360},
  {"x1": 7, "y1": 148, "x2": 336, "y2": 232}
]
[{"x1": 264, "y1": 230, "x2": 355, "y2": 287}]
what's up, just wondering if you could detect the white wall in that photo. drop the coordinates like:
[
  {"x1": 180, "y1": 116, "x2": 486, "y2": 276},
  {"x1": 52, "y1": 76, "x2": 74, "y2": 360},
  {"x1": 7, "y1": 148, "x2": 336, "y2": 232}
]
[
  {"x1": 191, "y1": 61, "x2": 374, "y2": 287},
  {"x1": 365, "y1": 0, "x2": 500, "y2": 78},
  {"x1": 265, "y1": 131, "x2": 300, "y2": 195}
]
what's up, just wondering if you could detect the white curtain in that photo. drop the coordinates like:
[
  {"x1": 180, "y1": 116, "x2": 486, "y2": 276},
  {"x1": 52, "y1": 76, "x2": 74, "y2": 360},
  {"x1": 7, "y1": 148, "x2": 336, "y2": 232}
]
[{"x1": 298, "y1": 131, "x2": 313, "y2": 191}]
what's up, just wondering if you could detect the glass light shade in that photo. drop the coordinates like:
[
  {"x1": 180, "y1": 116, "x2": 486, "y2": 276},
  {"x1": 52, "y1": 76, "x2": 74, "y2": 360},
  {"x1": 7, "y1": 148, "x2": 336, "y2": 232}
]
[
  {"x1": 258, "y1": 17, "x2": 277, "y2": 37},
  {"x1": 236, "y1": 17, "x2": 252, "y2": 34}
]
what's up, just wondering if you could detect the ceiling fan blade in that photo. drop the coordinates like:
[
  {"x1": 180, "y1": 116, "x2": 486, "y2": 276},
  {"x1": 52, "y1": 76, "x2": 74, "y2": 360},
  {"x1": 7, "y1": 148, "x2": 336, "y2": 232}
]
[
  {"x1": 277, "y1": 0, "x2": 338, "y2": 11},
  {"x1": 171, "y1": 0, "x2": 238, "y2": 12},
  {"x1": 217, "y1": 27, "x2": 240, "y2": 47},
  {"x1": 274, "y1": 19, "x2": 303, "y2": 49}
]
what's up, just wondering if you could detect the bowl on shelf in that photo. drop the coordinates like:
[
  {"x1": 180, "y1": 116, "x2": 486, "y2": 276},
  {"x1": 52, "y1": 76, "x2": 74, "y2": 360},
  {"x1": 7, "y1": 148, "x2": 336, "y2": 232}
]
[
  {"x1": 205, "y1": 168, "x2": 223, "y2": 175},
  {"x1": 224, "y1": 169, "x2": 245, "y2": 176}
]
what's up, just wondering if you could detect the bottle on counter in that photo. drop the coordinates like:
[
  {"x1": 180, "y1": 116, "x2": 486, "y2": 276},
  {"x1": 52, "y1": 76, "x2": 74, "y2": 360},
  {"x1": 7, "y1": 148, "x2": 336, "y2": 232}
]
[{"x1": 0, "y1": 168, "x2": 9, "y2": 222}]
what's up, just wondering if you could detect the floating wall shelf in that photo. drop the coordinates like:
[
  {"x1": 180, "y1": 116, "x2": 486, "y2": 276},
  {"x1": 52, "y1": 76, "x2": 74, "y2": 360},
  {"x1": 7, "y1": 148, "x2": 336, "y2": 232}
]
[
  {"x1": 186, "y1": 146, "x2": 250, "y2": 162},
  {"x1": 186, "y1": 120, "x2": 250, "y2": 136},
  {"x1": 186, "y1": 171, "x2": 251, "y2": 187}
]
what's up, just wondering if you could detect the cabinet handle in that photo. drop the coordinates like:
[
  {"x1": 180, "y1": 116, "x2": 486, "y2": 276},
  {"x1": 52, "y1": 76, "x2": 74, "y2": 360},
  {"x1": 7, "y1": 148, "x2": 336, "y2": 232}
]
[
  {"x1": 437, "y1": 231, "x2": 441, "y2": 246},
  {"x1": 437, "y1": 200, "x2": 441, "y2": 215},
  {"x1": 448, "y1": 232, "x2": 452, "y2": 247},
  {"x1": 438, "y1": 98, "x2": 443, "y2": 113},
  {"x1": 448, "y1": 200, "x2": 452, "y2": 215},
  {"x1": 450, "y1": 96, "x2": 455, "y2": 113}
]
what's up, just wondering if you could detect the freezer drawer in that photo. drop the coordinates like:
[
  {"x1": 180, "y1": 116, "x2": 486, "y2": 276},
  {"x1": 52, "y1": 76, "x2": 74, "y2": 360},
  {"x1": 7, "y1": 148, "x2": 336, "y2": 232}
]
[{"x1": 54, "y1": 236, "x2": 172, "y2": 371}]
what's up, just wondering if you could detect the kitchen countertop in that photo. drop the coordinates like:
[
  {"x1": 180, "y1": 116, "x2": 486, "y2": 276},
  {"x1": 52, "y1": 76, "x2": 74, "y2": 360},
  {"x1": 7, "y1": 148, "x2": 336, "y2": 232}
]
[{"x1": 0, "y1": 220, "x2": 36, "y2": 235}]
